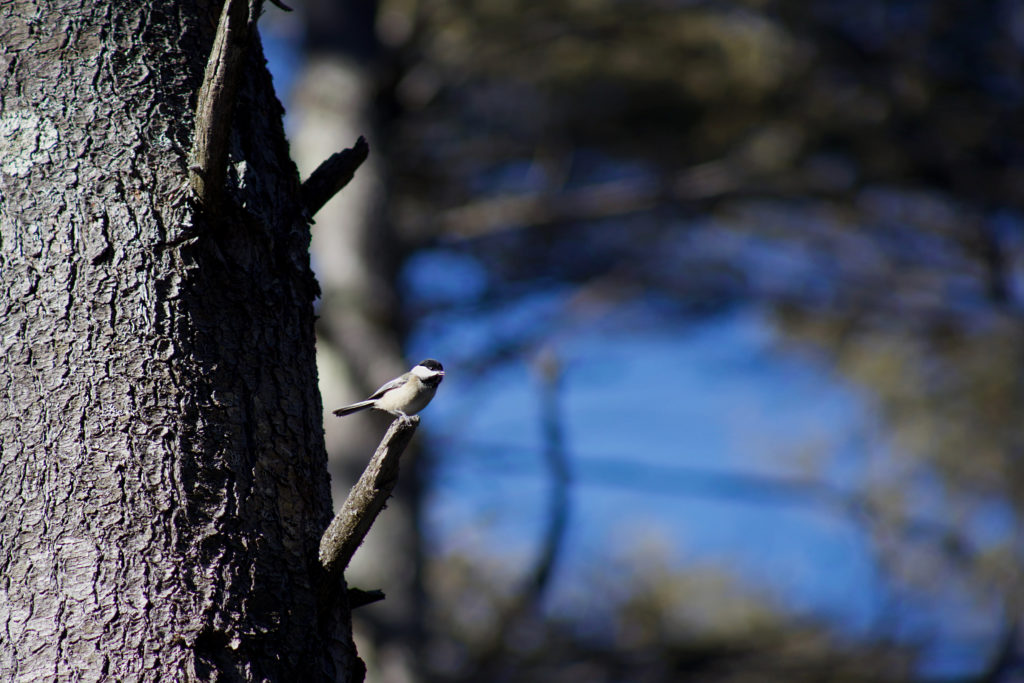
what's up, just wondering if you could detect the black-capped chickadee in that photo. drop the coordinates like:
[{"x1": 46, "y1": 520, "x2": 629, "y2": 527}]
[{"x1": 333, "y1": 359, "x2": 445, "y2": 419}]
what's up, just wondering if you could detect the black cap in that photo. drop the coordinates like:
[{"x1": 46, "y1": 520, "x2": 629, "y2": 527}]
[{"x1": 417, "y1": 359, "x2": 444, "y2": 372}]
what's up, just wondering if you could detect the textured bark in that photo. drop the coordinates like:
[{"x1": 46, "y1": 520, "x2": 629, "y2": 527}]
[{"x1": 0, "y1": 1, "x2": 355, "y2": 680}]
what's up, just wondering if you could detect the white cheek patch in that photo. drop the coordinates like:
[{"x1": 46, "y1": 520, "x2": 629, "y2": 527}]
[{"x1": 412, "y1": 365, "x2": 443, "y2": 381}]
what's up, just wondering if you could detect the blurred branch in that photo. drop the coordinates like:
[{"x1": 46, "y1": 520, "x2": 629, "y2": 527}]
[
  {"x1": 978, "y1": 620, "x2": 1022, "y2": 683},
  {"x1": 978, "y1": 217, "x2": 1010, "y2": 306},
  {"x1": 441, "y1": 436, "x2": 978, "y2": 561},
  {"x1": 319, "y1": 416, "x2": 419, "y2": 581},
  {"x1": 301, "y1": 136, "x2": 370, "y2": 218},
  {"x1": 433, "y1": 176, "x2": 662, "y2": 238},
  {"x1": 405, "y1": 158, "x2": 856, "y2": 240},
  {"x1": 530, "y1": 351, "x2": 571, "y2": 600},
  {"x1": 460, "y1": 351, "x2": 573, "y2": 680}
]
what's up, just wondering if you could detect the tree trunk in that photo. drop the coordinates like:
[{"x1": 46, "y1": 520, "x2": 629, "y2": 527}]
[
  {"x1": 290, "y1": 1, "x2": 426, "y2": 680},
  {"x1": 0, "y1": 1, "x2": 356, "y2": 679}
]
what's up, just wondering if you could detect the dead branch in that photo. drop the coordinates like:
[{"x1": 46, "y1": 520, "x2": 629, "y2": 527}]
[
  {"x1": 188, "y1": 0, "x2": 259, "y2": 206},
  {"x1": 300, "y1": 136, "x2": 370, "y2": 218},
  {"x1": 318, "y1": 416, "x2": 419, "y2": 580}
]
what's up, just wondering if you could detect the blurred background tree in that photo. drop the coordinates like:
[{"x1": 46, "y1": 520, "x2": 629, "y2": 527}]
[{"x1": 268, "y1": 0, "x2": 1024, "y2": 680}]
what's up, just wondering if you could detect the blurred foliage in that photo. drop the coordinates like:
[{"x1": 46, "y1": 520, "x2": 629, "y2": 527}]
[
  {"x1": 424, "y1": 543, "x2": 916, "y2": 683},
  {"x1": 306, "y1": 0, "x2": 1024, "y2": 678}
]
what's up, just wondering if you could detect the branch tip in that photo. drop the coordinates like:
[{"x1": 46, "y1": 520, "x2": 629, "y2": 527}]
[
  {"x1": 347, "y1": 587, "x2": 385, "y2": 610},
  {"x1": 300, "y1": 137, "x2": 371, "y2": 218}
]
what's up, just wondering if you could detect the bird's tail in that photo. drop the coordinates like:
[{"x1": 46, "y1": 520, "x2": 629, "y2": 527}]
[{"x1": 333, "y1": 400, "x2": 375, "y2": 417}]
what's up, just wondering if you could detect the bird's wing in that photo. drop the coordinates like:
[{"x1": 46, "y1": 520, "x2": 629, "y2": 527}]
[{"x1": 368, "y1": 375, "x2": 407, "y2": 399}]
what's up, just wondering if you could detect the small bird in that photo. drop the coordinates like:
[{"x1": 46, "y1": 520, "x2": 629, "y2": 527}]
[{"x1": 333, "y1": 359, "x2": 445, "y2": 419}]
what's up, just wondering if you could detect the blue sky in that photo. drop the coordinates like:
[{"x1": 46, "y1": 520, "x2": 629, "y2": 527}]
[
  {"x1": 409, "y1": 295, "x2": 1000, "y2": 676},
  {"x1": 414, "y1": 303, "x2": 880, "y2": 620}
]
